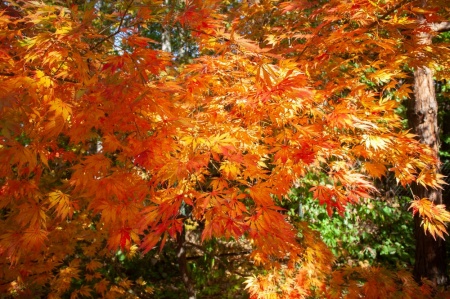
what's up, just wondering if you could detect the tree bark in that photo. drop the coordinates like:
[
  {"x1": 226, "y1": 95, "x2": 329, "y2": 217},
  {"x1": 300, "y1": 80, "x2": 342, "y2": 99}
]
[
  {"x1": 406, "y1": 0, "x2": 449, "y2": 286},
  {"x1": 162, "y1": 0, "x2": 172, "y2": 53},
  {"x1": 408, "y1": 65, "x2": 448, "y2": 286},
  {"x1": 442, "y1": 107, "x2": 450, "y2": 155},
  {"x1": 177, "y1": 229, "x2": 196, "y2": 299},
  {"x1": 162, "y1": 0, "x2": 194, "y2": 295}
]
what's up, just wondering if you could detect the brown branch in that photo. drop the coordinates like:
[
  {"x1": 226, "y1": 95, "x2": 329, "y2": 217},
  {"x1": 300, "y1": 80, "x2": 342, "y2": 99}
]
[
  {"x1": 185, "y1": 241, "x2": 205, "y2": 252},
  {"x1": 430, "y1": 22, "x2": 450, "y2": 33},
  {"x1": 367, "y1": 0, "x2": 413, "y2": 30},
  {"x1": 177, "y1": 231, "x2": 196, "y2": 299},
  {"x1": 185, "y1": 241, "x2": 252, "y2": 259},
  {"x1": 184, "y1": 241, "x2": 251, "y2": 277},
  {"x1": 1, "y1": 71, "x2": 79, "y2": 84},
  {"x1": 51, "y1": 56, "x2": 69, "y2": 77},
  {"x1": 0, "y1": 72, "x2": 14, "y2": 77},
  {"x1": 296, "y1": 0, "x2": 412, "y2": 59},
  {"x1": 90, "y1": 0, "x2": 135, "y2": 51}
]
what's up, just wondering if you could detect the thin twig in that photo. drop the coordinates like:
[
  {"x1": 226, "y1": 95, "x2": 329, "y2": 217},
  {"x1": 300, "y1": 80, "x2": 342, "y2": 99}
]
[
  {"x1": 51, "y1": 55, "x2": 69, "y2": 77},
  {"x1": 1, "y1": 71, "x2": 79, "y2": 83},
  {"x1": 366, "y1": 0, "x2": 412, "y2": 30},
  {"x1": 91, "y1": 0, "x2": 135, "y2": 51}
]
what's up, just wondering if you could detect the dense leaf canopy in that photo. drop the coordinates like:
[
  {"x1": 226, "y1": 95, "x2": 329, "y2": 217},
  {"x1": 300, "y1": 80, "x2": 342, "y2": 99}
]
[{"x1": 1, "y1": 0, "x2": 449, "y2": 297}]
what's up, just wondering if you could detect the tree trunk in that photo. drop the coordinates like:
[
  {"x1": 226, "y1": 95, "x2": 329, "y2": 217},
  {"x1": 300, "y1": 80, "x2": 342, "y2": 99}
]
[
  {"x1": 162, "y1": 1, "x2": 194, "y2": 295},
  {"x1": 441, "y1": 95, "x2": 450, "y2": 156},
  {"x1": 442, "y1": 100, "x2": 450, "y2": 208},
  {"x1": 408, "y1": 65, "x2": 448, "y2": 286},
  {"x1": 177, "y1": 229, "x2": 196, "y2": 299},
  {"x1": 162, "y1": 0, "x2": 172, "y2": 53},
  {"x1": 406, "y1": 0, "x2": 449, "y2": 286}
]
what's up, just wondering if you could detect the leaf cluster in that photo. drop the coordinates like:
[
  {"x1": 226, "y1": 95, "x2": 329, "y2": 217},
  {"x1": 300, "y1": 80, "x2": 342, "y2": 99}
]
[{"x1": 1, "y1": 0, "x2": 450, "y2": 297}]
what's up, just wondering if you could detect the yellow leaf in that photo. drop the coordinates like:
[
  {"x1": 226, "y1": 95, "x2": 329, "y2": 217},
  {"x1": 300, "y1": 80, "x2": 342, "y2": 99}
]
[
  {"x1": 364, "y1": 162, "x2": 387, "y2": 178},
  {"x1": 48, "y1": 190, "x2": 77, "y2": 220},
  {"x1": 219, "y1": 160, "x2": 241, "y2": 180},
  {"x1": 49, "y1": 98, "x2": 72, "y2": 120},
  {"x1": 410, "y1": 198, "x2": 450, "y2": 240},
  {"x1": 362, "y1": 134, "x2": 390, "y2": 151}
]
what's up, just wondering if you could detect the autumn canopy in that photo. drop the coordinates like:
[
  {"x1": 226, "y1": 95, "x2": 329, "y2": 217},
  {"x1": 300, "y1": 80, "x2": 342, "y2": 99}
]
[{"x1": 1, "y1": 0, "x2": 450, "y2": 298}]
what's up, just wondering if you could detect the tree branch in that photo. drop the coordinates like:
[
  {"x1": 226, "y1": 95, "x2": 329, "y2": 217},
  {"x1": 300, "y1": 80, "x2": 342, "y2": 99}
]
[
  {"x1": 367, "y1": 0, "x2": 412, "y2": 30},
  {"x1": 184, "y1": 242, "x2": 250, "y2": 277},
  {"x1": 90, "y1": 0, "x2": 135, "y2": 51},
  {"x1": 1, "y1": 71, "x2": 79, "y2": 84},
  {"x1": 0, "y1": 72, "x2": 14, "y2": 77},
  {"x1": 430, "y1": 22, "x2": 450, "y2": 33},
  {"x1": 185, "y1": 241, "x2": 251, "y2": 259}
]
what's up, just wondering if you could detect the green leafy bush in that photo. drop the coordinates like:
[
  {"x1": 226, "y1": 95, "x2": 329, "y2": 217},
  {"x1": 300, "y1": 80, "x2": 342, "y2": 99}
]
[{"x1": 285, "y1": 175, "x2": 415, "y2": 268}]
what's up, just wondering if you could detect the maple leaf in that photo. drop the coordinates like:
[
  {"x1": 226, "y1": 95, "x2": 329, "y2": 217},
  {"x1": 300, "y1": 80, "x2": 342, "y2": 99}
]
[
  {"x1": 71, "y1": 285, "x2": 93, "y2": 299},
  {"x1": 410, "y1": 198, "x2": 450, "y2": 240},
  {"x1": 47, "y1": 190, "x2": 78, "y2": 220},
  {"x1": 415, "y1": 169, "x2": 447, "y2": 190},
  {"x1": 141, "y1": 233, "x2": 162, "y2": 254},
  {"x1": 362, "y1": 134, "x2": 391, "y2": 151},
  {"x1": 85, "y1": 260, "x2": 103, "y2": 273},
  {"x1": 108, "y1": 226, "x2": 139, "y2": 251},
  {"x1": 14, "y1": 201, "x2": 47, "y2": 228},
  {"x1": 21, "y1": 228, "x2": 48, "y2": 252},
  {"x1": 310, "y1": 185, "x2": 336, "y2": 216},
  {"x1": 8, "y1": 143, "x2": 37, "y2": 174},
  {"x1": 94, "y1": 279, "x2": 109, "y2": 296},
  {"x1": 363, "y1": 162, "x2": 387, "y2": 178},
  {"x1": 219, "y1": 160, "x2": 241, "y2": 180},
  {"x1": 49, "y1": 98, "x2": 72, "y2": 121},
  {"x1": 2, "y1": 0, "x2": 449, "y2": 297}
]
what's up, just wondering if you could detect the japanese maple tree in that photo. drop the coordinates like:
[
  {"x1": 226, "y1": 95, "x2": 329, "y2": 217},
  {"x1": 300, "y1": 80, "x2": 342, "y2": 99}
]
[{"x1": 0, "y1": 0, "x2": 449, "y2": 298}]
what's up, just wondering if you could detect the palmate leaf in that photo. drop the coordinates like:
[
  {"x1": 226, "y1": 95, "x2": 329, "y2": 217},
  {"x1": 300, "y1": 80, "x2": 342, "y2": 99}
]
[
  {"x1": 410, "y1": 198, "x2": 450, "y2": 240},
  {"x1": 49, "y1": 98, "x2": 72, "y2": 120},
  {"x1": 47, "y1": 190, "x2": 78, "y2": 220},
  {"x1": 416, "y1": 169, "x2": 447, "y2": 190},
  {"x1": 94, "y1": 279, "x2": 109, "y2": 296},
  {"x1": 363, "y1": 161, "x2": 387, "y2": 178},
  {"x1": 21, "y1": 228, "x2": 48, "y2": 252},
  {"x1": 1, "y1": 0, "x2": 450, "y2": 297},
  {"x1": 71, "y1": 285, "x2": 93, "y2": 299}
]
